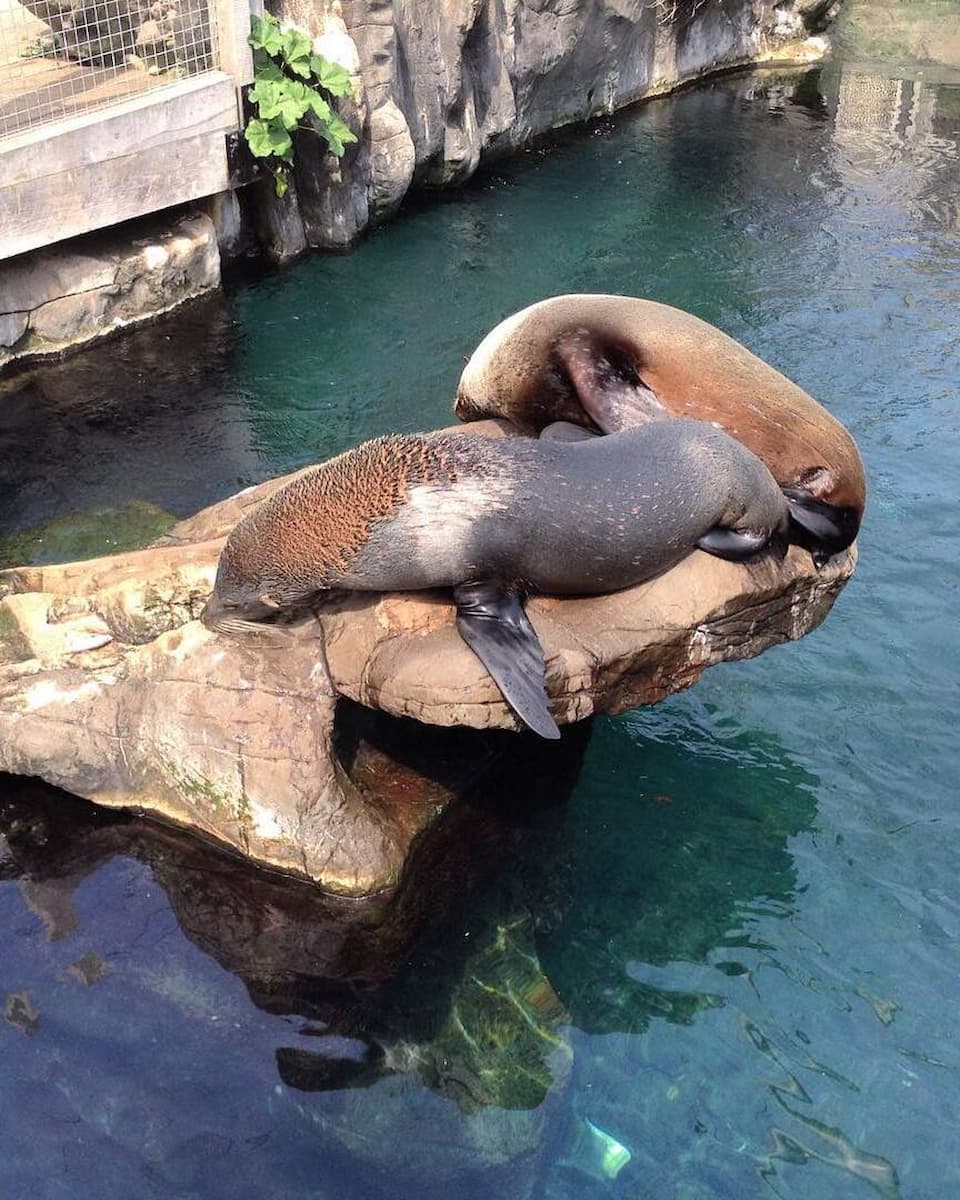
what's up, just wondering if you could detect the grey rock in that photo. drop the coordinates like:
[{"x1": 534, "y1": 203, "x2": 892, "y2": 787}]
[
  {"x1": 0, "y1": 312, "x2": 29, "y2": 350},
  {"x1": 203, "y1": 191, "x2": 246, "y2": 262},
  {"x1": 0, "y1": 213, "x2": 220, "y2": 368},
  {"x1": 247, "y1": 180, "x2": 309, "y2": 265},
  {"x1": 369, "y1": 100, "x2": 416, "y2": 221}
]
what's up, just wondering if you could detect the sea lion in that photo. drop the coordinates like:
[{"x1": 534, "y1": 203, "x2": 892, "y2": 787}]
[
  {"x1": 455, "y1": 294, "x2": 867, "y2": 564},
  {"x1": 201, "y1": 421, "x2": 789, "y2": 739}
]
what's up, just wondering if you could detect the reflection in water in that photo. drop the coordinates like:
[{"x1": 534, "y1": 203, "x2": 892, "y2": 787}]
[
  {"x1": 748, "y1": 1020, "x2": 900, "y2": 1200},
  {"x1": 0, "y1": 708, "x2": 842, "y2": 1195},
  {"x1": 0, "y1": 296, "x2": 256, "y2": 542},
  {"x1": 538, "y1": 715, "x2": 819, "y2": 1036}
]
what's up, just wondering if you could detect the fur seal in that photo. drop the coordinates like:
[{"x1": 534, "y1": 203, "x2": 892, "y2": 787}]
[
  {"x1": 455, "y1": 294, "x2": 866, "y2": 564},
  {"x1": 202, "y1": 421, "x2": 788, "y2": 739}
]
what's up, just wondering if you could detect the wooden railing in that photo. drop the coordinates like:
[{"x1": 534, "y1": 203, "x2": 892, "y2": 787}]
[{"x1": 0, "y1": 0, "x2": 254, "y2": 261}]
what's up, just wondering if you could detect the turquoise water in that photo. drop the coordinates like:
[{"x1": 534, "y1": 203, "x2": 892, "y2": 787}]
[{"x1": 3, "y1": 41, "x2": 960, "y2": 1200}]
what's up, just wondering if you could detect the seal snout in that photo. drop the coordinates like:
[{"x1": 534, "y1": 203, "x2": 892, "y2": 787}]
[
  {"x1": 200, "y1": 593, "x2": 238, "y2": 633},
  {"x1": 200, "y1": 592, "x2": 282, "y2": 635},
  {"x1": 782, "y1": 485, "x2": 860, "y2": 566}
]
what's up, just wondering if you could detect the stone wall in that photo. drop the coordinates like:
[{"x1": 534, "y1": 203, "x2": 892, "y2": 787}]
[{"x1": 251, "y1": 0, "x2": 836, "y2": 259}]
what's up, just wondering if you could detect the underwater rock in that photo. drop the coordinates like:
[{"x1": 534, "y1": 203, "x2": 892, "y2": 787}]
[{"x1": 0, "y1": 421, "x2": 854, "y2": 888}]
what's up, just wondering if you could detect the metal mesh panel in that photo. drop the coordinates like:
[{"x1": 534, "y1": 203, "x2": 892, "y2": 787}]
[{"x1": 0, "y1": 0, "x2": 220, "y2": 139}]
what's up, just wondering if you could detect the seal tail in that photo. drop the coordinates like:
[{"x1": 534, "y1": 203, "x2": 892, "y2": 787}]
[{"x1": 454, "y1": 581, "x2": 561, "y2": 740}]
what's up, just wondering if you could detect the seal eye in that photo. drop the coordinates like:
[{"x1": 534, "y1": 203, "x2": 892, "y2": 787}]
[{"x1": 796, "y1": 465, "x2": 831, "y2": 496}]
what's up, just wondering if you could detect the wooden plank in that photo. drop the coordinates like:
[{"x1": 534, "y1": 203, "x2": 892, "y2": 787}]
[
  {"x1": 0, "y1": 73, "x2": 239, "y2": 185},
  {"x1": 216, "y1": 0, "x2": 255, "y2": 88},
  {"x1": 1, "y1": 124, "x2": 232, "y2": 259}
]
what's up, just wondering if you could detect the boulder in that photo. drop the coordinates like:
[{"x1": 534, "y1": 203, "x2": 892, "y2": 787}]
[{"x1": 0, "y1": 421, "x2": 855, "y2": 892}]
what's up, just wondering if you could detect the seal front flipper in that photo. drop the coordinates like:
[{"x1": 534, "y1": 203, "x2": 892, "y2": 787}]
[
  {"x1": 696, "y1": 526, "x2": 772, "y2": 561},
  {"x1": 454, "y1": 581, "x2": 561, "y2": 740},
  {"x1": 552, "y1": 329, "x2": 668, "y2": 433}
]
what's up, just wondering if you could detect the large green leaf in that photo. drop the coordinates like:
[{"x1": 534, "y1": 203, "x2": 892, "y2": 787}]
[
  {"x1": 250, "y1": 79, "x2": 313, "y2": 128},
  {"x1": 281, "y1": 27, "x2": 313, "y2": 69},
  {"x1": 306, "y1": 90, "x2": 331, "y2": 123},
  {"x1": 244, "y1": 116, "x2": 293, "y2": 161},
  {"x1": 311, "y1": 55, "x2": 352, "y2": 96},
  {"x1": 248, "y1": 76, "x2": 281, "y2": 111},
  {"x1": 249, "y1": 14, "x2": 282, "y2": 55},
  {"x1": 251, "y1": 50, "x2": 284, "y2": 82},
  {"x1": 277, "y1": 80, "x2": 313, "y2": 127},
  {"x1": 323, "y1": 112, "x2": 357, "y2": 156},
  {"x1": 286, "y1": 55, "x2": 311, "y2": 78}
]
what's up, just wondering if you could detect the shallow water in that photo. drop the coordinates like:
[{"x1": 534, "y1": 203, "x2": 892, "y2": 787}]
[{"x1": 3, "y1": 19, "x2": 960, "y2": 1200}]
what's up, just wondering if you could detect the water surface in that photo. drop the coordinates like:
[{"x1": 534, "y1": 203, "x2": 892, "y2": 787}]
[{"x1": 2, "y1": 23, "x2": 960, "y2": 1200}]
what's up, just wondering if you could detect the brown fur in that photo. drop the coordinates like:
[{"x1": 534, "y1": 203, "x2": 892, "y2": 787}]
[
  {"x1": 215, "y1": 433, "x2": 493, "y2": 598},
  {"x1": 456, "y1": 295, "x2": 867, "y2": 518}
]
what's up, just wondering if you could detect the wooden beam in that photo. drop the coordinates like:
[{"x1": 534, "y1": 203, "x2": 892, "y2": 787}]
[
  {"x1": 217, "y1": 0, "x2": 255, "y2": 88},
  {"x1": 0, "y1": 74, "x2": 240, "y2": 260}
]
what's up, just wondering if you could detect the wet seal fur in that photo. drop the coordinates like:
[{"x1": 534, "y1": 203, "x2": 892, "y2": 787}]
[
  {"x1": 202, "y1": 422, "x2": 788, "y2": 739},
  {"x1": 456, "y1": 294, "x2": 867, "y2": 564}
]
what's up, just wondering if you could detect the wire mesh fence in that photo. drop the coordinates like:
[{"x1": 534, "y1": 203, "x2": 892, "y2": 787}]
[{"x1": 0, "y1": 0, "x2": 221, "y2": 139}]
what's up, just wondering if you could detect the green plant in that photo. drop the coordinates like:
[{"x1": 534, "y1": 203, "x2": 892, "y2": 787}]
[{"x1": 245, "y1": 11, "x2": 357, "y2": 197}]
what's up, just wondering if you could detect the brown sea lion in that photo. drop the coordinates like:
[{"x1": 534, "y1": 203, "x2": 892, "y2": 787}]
[
  {"x1": 455, "y1": 294, "x2": 866, "y2": 565},
  {"x1": 201, "y1": 421, "x2": 789, "y2": 738}
]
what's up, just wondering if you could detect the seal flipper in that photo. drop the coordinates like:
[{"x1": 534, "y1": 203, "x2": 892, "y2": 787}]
[
  {"x1": 454, "y1": 581, "x2": 561, "y2": 740},
  {"x1": 696, "y1": 526, "x2": 771, "y2": 561},
  {"x1": 552, "y1": 329, "x2": 668, "y2": 433}
]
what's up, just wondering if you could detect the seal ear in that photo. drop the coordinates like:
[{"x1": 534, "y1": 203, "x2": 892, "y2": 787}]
[{"x1": 453, "y1": 581, "x2": 561, "y2": 740}]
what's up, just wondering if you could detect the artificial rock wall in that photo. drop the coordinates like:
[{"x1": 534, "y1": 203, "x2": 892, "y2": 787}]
[
  {"x1": 247, "y1": 0, "x2": 837, "y2": 259},
  {"x1": 0, "y1": 0, "x2": 836, "y2": 365}
]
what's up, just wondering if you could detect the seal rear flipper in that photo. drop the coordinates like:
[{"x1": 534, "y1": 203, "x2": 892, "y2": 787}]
[
  {"x1": 454, "y1": 581, "x2": 561, "y2": 740},
  {"x1": 696, "y1": 527, "x2": 771, "y2": 561}
]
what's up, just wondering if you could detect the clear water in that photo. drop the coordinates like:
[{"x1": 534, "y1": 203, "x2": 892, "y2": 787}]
[{"x1": 2, "y1": 26, "x2": 960, "y2": 1200}]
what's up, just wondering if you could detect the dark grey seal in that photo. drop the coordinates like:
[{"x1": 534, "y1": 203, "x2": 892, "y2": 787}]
[{"x1": 202, "y1": 420, "x2": 788, "y2": 738}]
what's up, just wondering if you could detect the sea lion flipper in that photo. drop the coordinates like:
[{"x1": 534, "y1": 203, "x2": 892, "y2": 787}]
[
  {"x1": 552, "y1": 329, "x2": 668, "y2": 433},
  {"x1": 454, "y1": 581, "x2": 561, "y2": 740},
  {"x1": 696, "y1": 526, "x2": 771, "y2": 561}
]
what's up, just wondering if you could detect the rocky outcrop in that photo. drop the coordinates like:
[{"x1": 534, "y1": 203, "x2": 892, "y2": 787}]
[
  {"x1": 252, "y1": 0, "x2": 837, "y2": 259},
  {"x1": 0, "y1": 420, "x2": 855, "y2": 892},
  {"x1": 0, "y1": 213, "x2": 220, "y2": 370}
]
